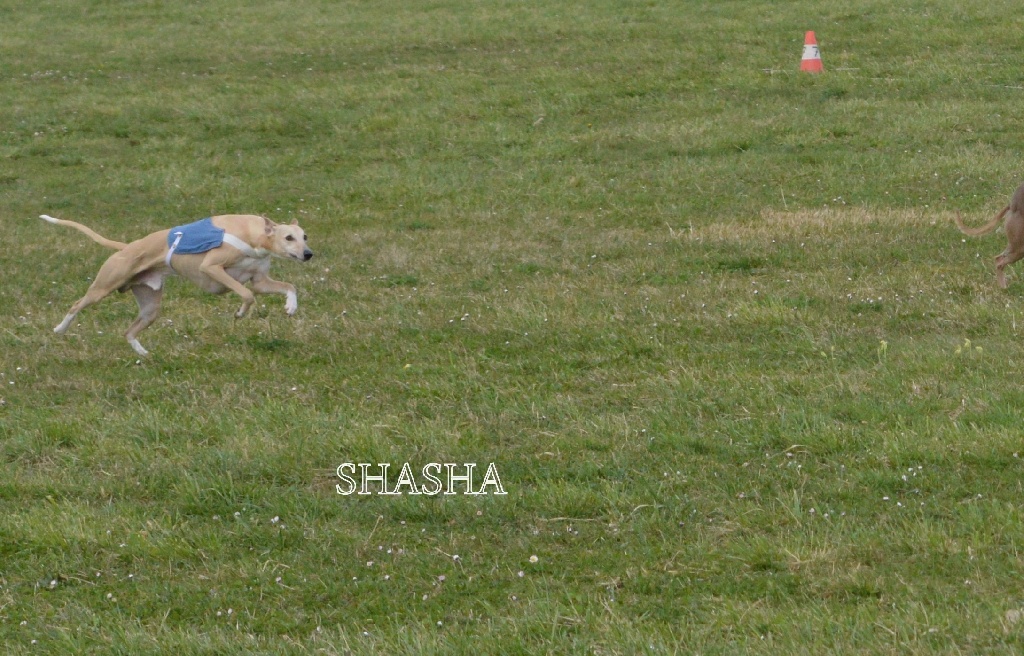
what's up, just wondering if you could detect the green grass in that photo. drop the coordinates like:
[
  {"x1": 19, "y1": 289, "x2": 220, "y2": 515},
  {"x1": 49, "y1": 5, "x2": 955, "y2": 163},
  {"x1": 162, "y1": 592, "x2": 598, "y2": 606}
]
[{"x1": 4, "y1": 0, "x2": 1024, "y2": 652}]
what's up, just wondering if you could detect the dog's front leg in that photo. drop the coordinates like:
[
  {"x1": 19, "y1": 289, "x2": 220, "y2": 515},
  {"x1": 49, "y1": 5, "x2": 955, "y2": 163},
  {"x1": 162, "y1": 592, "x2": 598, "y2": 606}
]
[
  {"x1": 250, "y1": 274, "x2": 299, "y2": 315},
  {"x1": 199, "y1": 259, "x2": 256, "y2": 318}
]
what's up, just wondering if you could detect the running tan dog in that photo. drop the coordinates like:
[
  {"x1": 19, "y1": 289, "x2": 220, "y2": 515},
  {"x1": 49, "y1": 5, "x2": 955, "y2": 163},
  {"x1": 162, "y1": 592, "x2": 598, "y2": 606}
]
[
  {"x1": 954, "y1": 182, "x2": 1024, "y2": 289},
  {"x1": 41, "y1": 213, "x2": 313, "y2": 356}
]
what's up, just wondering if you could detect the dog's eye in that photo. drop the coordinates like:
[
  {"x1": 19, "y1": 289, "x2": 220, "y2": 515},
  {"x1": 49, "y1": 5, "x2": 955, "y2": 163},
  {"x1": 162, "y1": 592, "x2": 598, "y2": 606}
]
[
  {"x1": 285, "y1": 235, "x2": 295, "y2": 241},
  {"x1": 303, "y1": 235, "x2": 308, "y2": 241}
]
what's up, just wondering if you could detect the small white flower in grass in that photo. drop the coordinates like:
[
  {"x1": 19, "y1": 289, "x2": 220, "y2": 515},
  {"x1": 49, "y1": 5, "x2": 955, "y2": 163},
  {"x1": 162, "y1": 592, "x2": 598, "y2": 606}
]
[
  {"x1": 529, "y1": 555, "x2": 539, "y2": 563},
  {"x1": 366, "y1": 561, "x2": 374, "y2": 567},
  {"x1": 271, "y1": 516, "x2": 280, "y2": 524},
  {"x1": 422, "y1": 594, "x2": 429, "y2": 600},
  {"x1": 517, "y1": 571, "x2": 525, "y2": 578},
  {"x1": 384, "y1": 575, "x2": 390, "y2": 581},
  {"x1": 438, "y1": 575, "x2": 446, "y2": 582},
  {"x1": 436, "y1": 621, "x2": 443, "y2": 627}
]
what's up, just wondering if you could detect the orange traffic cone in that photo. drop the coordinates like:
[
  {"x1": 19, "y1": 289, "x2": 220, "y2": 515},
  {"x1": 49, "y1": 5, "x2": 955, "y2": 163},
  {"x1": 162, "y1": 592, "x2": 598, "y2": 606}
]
[{"x1": 800, "y1": 31, "x2": 824, "y2": 73}]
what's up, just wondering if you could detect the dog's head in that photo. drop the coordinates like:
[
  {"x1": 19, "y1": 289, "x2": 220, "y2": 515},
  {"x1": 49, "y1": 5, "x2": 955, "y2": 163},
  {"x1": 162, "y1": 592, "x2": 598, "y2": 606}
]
[{"x1": 265, "y1": 218, "x2": 313, "y2": 262}]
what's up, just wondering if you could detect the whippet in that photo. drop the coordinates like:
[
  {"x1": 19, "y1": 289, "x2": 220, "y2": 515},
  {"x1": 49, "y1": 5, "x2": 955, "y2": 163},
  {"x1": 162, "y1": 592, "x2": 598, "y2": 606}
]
[
  {"x1": 955, "y1": 182, "x2": 1024, "y2": 288},
  {"x1": 41, "y1": 213, "x2": 313, "y2": 356}
]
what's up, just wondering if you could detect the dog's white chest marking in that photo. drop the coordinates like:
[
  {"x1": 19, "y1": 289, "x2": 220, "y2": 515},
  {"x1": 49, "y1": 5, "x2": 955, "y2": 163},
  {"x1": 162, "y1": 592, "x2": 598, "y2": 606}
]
[{"x1": 227, "y1": 259, "x2": 269, "y2": 284}]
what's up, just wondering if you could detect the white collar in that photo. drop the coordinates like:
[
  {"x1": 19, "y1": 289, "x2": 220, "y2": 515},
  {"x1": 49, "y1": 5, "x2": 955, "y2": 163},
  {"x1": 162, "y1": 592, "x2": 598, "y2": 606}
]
[{"x1": 222, "y1": 233, "x2": 269, "y2": 258}]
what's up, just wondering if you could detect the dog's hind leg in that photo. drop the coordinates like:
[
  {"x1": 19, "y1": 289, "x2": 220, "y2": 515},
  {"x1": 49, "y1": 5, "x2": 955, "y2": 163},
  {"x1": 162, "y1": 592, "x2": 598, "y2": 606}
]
[
  {"x1": 54, "y1": 285, "x2": 112, "y2": 334},
  {"x1": 125, "y1": 285, "x2": 163, "y2": 356},
  {"x1": 54, "y1": 310, "x2": 78, "y2": 334},
  {"x1": 54, "y1": 251, "x2": 140, "y2": 334},
  {"x1": 996, "y1": 249, "x2": 1024, "y2": 289},
  {"x1": 995, "y1": 210, "x2": 1024, "y2": 288}
]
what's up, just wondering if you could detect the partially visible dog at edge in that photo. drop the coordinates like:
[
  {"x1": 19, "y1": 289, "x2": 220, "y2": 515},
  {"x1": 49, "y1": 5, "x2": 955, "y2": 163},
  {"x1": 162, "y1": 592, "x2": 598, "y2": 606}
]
[
  {"x1": 40, "y1": 213, "x2": 313, "y2": 356},
  {"x1": 954, "y1": 182, "x2": 1024, "y2": 289}
]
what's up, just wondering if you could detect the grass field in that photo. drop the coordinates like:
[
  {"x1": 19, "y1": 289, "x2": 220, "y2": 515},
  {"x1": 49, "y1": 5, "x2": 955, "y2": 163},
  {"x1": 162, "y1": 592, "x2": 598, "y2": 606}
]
[{"x1": 4, "y1": 0, "x2": 1024, "y2": 652}]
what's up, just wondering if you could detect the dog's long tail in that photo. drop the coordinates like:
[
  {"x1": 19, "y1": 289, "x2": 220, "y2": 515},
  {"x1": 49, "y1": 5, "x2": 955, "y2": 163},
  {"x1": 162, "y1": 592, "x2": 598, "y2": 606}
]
[
  {"x1": 39, "y1": 215, "x2": 128, "y2": 250},
  {"x1": 954, "y1": 206, "x2": 1010, "y2": 237}
]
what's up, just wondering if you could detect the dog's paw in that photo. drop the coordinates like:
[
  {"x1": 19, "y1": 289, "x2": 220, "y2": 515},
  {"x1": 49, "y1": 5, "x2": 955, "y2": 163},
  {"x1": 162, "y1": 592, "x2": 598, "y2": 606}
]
[
  {"x1": 235, "y1": 295, "x2": 255, "y2": 318},
  {"x1": 54, "y1": 314, "x2": 74, "y2": 334},
  {"x1": 285, "y1": 291, "x2": 298, "y2": 315},
  {"x1": 129, "y1": 339, "x2": 149, "y2": 357}
]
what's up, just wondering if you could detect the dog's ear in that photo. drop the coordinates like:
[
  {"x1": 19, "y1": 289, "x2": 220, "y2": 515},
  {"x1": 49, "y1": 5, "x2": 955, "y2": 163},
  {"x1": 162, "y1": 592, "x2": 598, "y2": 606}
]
[
  {"x1": 291, "y1": 219, "x2": 298, "y2": 226},
  {"x1": 263, "y1": 217, "x2": 275, "y2": 236}
]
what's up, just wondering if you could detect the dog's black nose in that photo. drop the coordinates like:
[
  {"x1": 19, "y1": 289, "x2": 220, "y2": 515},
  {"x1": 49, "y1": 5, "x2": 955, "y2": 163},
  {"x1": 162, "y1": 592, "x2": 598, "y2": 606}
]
[{"x1": 303, "y1": 250, "x2": 314, "y2": 261}]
